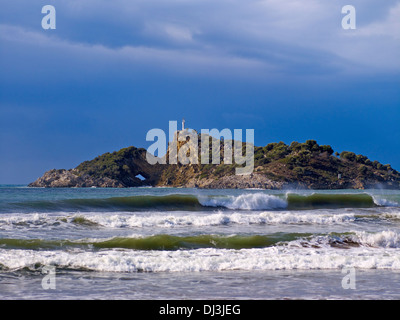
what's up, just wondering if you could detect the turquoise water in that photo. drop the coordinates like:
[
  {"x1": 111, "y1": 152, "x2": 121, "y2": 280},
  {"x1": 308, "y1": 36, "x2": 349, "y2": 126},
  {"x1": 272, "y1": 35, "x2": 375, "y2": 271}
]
[{"x1": 1, "y1": 185, "x2": 400, "y2": 299}]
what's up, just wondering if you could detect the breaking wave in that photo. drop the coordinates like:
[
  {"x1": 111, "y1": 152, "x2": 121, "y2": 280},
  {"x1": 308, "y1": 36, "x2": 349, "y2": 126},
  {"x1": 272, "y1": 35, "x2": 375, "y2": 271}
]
[
  {"x1": 6, "y1": 192, "x2": 398, "y2": 213},
  {"x1": 198, "y1": 193, "x2": 287, "y2": 210},
  {"x1": 2, "y1": 230, "x2": 400, "y2": 252},
  {"x1": 2, "y1": 230, "x2": 400, "y2": 272},
  {"x1": 0, "y1": 210, "x2": 357, "y2": 231}
]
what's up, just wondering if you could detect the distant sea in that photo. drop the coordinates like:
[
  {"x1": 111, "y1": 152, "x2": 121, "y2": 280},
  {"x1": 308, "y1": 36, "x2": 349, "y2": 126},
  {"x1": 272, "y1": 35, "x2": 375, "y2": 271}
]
[{"x1": 1, "y1": 185, "x2": 400, "y2": 299}]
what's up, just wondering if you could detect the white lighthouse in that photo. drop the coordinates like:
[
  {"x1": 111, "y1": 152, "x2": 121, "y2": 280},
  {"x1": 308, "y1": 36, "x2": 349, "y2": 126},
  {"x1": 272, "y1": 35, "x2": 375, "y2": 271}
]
[{"x1": 182, "y1": 118, "x2": 185, "y2": 131}]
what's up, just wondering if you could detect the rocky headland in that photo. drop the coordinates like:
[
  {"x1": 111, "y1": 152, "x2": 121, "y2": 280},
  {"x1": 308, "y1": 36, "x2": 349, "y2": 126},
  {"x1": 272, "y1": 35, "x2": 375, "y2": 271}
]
[{"x1": 29, "y1": 136, "x2": 400, "y2": 189}]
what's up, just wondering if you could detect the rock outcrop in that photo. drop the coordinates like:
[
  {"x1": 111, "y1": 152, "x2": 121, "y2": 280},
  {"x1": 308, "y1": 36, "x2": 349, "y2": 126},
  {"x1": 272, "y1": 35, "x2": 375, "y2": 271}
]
[
  {"x1": 29, "y1": 137, "x2": 400, "y2": 189},
  {"x1": 29, "y1": 146, "x2": 163, "y2": 188},
  {"x1": 28, "y1": 169, "x2": 125, "y2": 188}
]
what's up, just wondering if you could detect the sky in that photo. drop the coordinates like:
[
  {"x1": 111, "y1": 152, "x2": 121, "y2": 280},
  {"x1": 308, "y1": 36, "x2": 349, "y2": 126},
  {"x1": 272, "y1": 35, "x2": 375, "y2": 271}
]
[{"x1": 0, "y1": 0, "x2": 399, "y2": 184}]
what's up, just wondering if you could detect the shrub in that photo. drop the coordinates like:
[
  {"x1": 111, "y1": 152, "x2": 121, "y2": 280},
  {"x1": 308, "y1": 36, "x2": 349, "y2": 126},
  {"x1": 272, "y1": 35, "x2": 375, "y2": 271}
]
[
  {"x1": 301, "y1": 140, "x2": 320, "y2": 152},
  {"x1": 289, "y1": 141, "x2": 302, "y2": 152},
  {"x1": 264, "y1": 143, "x2": 277, "y2": 152},
  {"x1": 358, "y1": 165, "x2": 368, "y2": 175},
  {"x1": 293, "y1": 167, "x2": 305, "y2": 175},
  {"x1": 355, "y1": 154, "x2": 368, "y2": 164},
  {"x1": 320, "y1": 145, "x2": 334, "y2": 155},
  {"x1": 265, "y1": 142, "x2": 289, "y2": 160},
  {"x1": 340, "y1": 151, "x2": 356, "y2": 162},
  {"x1": 372, "y1": 160, "x2": 383, "y2": 170}
]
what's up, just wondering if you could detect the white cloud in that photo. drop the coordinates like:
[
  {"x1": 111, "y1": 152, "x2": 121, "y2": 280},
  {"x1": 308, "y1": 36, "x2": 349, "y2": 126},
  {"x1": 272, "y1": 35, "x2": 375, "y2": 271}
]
[
  {"x1": 143, "y1": 22, "x2": 200, "y2": 43},
  {"x1": 1, "y1": 0, "x2": 399, "y2": 79},
  {"x1": 163, "y1": 24, "x2": 197, "y2": 42},
  {"x1": 325, "y1": 2, "x2": 400, "y2": 72},
  {"x1": 0, "y1": 24, "x2": 274, "y2": 81},
  {"x1": 358, "y1": 2, "x2": 400, "y2": 39}
]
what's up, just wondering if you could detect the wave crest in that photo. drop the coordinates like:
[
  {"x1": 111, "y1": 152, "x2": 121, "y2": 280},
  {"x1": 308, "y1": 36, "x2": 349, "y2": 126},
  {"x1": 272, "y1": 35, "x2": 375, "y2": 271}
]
[{"x1": 199, "y1": 193, "x2": 287, "y2": 210}]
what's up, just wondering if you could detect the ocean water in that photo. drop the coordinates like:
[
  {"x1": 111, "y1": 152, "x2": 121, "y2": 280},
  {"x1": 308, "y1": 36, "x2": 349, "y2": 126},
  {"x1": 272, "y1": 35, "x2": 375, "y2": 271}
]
[{"x1": 1, "y1": 185, "x2": 400, "y2": 300}]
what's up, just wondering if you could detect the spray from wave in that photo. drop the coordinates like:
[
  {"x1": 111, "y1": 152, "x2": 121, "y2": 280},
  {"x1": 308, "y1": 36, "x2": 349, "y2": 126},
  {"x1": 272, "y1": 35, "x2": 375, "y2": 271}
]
[
  {"x1": 198, "y1": 193, "x2": 288, "y2": 210},
  {"x1": 371, "y1": 196, "x2": 399, "y2": 207}
]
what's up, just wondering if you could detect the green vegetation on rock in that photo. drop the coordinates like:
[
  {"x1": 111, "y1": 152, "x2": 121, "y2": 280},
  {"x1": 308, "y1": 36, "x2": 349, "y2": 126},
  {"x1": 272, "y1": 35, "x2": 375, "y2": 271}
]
[{"x1": 29, "y1": 137, "x2": 400, "y2": 190}]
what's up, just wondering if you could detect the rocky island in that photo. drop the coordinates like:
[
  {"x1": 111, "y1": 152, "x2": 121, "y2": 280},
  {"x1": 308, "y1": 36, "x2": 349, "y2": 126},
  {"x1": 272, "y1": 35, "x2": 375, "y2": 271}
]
[{"x1": 29, "y1": 136, "x2": 400, "y2": 189}]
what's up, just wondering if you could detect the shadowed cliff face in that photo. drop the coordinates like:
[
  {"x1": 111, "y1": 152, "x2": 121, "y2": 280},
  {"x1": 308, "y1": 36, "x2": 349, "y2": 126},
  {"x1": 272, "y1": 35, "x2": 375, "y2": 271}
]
[{"x1": 29, "y1": 138, "x2": 400, "y2": 189}]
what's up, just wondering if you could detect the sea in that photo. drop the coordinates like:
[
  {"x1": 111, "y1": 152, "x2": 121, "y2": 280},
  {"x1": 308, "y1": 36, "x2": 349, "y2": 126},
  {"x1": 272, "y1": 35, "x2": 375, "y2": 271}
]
[{"x1": 1, "y1": 185, "x2": 400, "y2": 300}]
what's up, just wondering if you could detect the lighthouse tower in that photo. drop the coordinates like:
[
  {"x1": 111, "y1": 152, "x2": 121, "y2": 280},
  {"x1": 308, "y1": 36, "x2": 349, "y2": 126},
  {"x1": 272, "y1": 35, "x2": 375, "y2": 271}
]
[{"x1": 182, "y1": 118, "x2": 185, "y2": 131}]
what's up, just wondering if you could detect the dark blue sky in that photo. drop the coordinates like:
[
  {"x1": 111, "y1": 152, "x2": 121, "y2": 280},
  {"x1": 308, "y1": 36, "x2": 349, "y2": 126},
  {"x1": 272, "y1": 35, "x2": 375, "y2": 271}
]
[{"x1": 1, "y1": 0, "x2": 399, "y2": 184}]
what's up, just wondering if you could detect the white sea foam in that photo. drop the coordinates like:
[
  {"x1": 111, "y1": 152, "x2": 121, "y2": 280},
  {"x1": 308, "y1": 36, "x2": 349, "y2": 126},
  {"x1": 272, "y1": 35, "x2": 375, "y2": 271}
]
[
  {"x1": 355, "y1": 230, "x2": 400, "y2": 248},
  {"x1": 294, "y1": 230, "x2": 400, "y2": 249},
  {"x1": 2, "y1": 228, "x2": 400, "y2": 272},
  {"x1": 0, "y1": 213, "x2": 54, "y2": 230},
  {"x1": 257, "y1": 212, "x2": 354, "y2": 225},
  {"x1": 381, "y1": 210, "x2": 400, "y2": 220},
  {"x1": 199, "y1": 193, "x2": 288, "y2": 210},
  {"x1": 372, "y1": 196, "x2": 399, "y2": 207},
  {"x1": 82, "y1": 211, "x2": 356, "y2": 228},
  {"x1": 2, "y1": 245, "x2": 400, "y2": 272},
  {"x1": 0, "y1": 211, "x2": 356, "y2": 230}
]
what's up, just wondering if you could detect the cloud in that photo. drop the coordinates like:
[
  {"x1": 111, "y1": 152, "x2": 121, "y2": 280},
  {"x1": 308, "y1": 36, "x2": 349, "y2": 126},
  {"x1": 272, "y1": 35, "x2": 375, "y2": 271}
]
[
  {"x1": 144, "y1": 22, "x2": 199, "y2": 42},
  {"x1": 0, "y1": 23, "x2": 274, "y2": 85},
  {"x1": 325, "y1": 2, "x2": 400, "y2": 72},
  {"x1": 1, "y1": 0, "x2": 399, "y2": 84},
  {"x1": 358, "y1": 2, "x2": 400, "y2": 39}
]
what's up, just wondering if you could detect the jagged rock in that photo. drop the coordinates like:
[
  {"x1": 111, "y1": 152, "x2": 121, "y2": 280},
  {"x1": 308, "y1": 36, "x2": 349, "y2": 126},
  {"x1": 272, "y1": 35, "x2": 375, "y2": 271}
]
[{"x1": 28, "y1": 169, "x2": 124, "y2": 188}]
